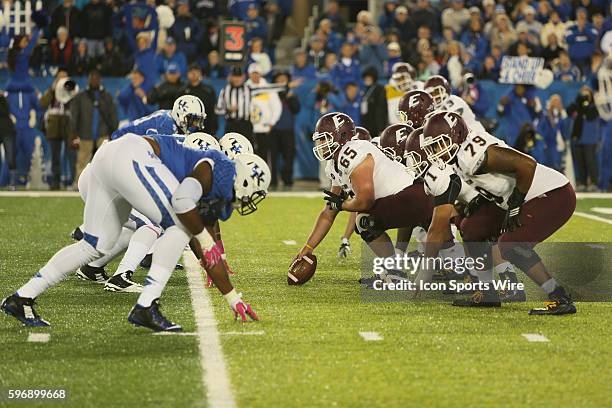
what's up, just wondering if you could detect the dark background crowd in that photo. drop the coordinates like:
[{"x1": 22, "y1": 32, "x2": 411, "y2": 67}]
[{"x1": 0, "y1": 0, "x2": 609, "y2": 193}]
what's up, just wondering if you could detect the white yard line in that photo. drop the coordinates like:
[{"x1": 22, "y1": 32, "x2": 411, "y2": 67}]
[
  {"x1": 184, "y1": 250, "x2": 236, "y2": 408},
  {"x1": 27, "y1": 333, "x2": 50, "y2": 343},
  {"x1": 521, "y1": 333, "x2": 550, "y2": 343},
  {"x1": 574, "y1": 211, "x2": 612, "y2": 225},
  {"x1": 591, "y1": 207, "x2": 612, "y2": 215},
  {"x1": 359, "y1": 331, "x2": 383, "y2": 341},
  {"x1": 282, "y1": 240, "x2": 297, "y2": 245}
]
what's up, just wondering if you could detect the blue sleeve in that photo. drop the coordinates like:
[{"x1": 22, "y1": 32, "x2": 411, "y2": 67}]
[
  {"x1": 178, "y1": 53, "x2": 188, "y2": 76},
  {"x1": 23, "y1": 28, "x2": 41, "y2": 57},
  {"x1": 117, "y1": 84, "x2": 133, "y2": 106}
]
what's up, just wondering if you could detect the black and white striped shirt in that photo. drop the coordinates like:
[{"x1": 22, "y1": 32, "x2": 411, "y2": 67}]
[
  {"x1": 215, "y1": 82, "x2": 288, "y2": 121},
  {"x1": 215, "y1": 84, "x2": 251, "y2": 121}
]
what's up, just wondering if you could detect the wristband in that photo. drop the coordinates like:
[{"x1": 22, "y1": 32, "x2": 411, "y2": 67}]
[
  {"x1": 223, "y1": 289, "x2": 241, "y2": 306},
  {"x1": 195, "y1": 230, "x2": 215, "y2": 251},
  {"x1": 305, "y1": 243, "x2": 314, "y2": 251}
]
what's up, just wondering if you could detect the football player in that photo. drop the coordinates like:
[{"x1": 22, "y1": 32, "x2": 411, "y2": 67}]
[
  {"x1": 386, "y1": 62, "x2": 423, "y2": 125},
  {"x1": 424, "y1": 75, "x2": 486, "y2": 134},
  {"x1": 74, "y1": 133, "x2": 221, "y2": 293},
  {"x1": 2, "y1": 133, "x2": 268, "y2": 330},
  {"x1": 414, "y1": 111, "x2": 575, "y2": 315},
  {"x1": 296, "y1": 112, "x2": 433, "y2": 283},
  {"x1": 402, "y1": 92, "x2": 525, "y2": 300},
  {"x1": 112, "y1": 94, "x2": 206, "y2": 139},
  {"x1": 338, "y1": 127, "x2": 373, "y2": 258}
]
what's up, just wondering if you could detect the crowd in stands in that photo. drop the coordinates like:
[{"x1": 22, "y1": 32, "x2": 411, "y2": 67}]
[{"x1": 0, "y1": 0, "x2": 609, "y2": 192}]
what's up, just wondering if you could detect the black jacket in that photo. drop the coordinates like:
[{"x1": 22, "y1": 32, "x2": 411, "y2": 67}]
[
  {"x1": 147, "y1": 80, "x2": 186, "y2": 110},
  {"x1": 361, "y1": 83, "x2": 388, "y2": 137},
  {"x1": 183, "y1": 82, "x2": 218, "y2": 135},
  {"x1": 70, "y1": 87, "x2": 118, "y2": 140}
]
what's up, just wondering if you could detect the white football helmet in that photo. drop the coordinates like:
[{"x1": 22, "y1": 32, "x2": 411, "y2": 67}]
[
  {"x1": 390, "y1": 62, "x2": 415, "y2": 91},
  {"x1": 171, "y1": 95, "x2": 207, "y2": 134},
  {"x1": 182, "y1": 132, "x2": 220, "y2": 151},
  {"x1": 233, "y1": 153, "x2": 270, "y2": 215},
  {"x1": 219, "y1": 132, "x2": 254, "y2": 159}
]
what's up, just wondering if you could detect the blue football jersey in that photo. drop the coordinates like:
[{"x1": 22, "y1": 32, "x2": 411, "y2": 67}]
[
  {"x1": 151, "y1": 134, "x2": 236, "y2": 221},
  {"x1": 112, "y1": 110, "x2": 179, "y2": 140}
]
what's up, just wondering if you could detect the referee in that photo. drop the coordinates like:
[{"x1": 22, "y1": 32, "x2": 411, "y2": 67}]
[
  {"x1": 215, "y1": 66, "x2": 288, "y2": 146},
  {"x1": 215, "y1": 66, "x2": 254, "y2": 144}
]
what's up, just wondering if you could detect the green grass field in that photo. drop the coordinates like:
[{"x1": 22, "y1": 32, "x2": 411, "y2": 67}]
[{"x1": 1, "y1": 195, "x2": 611, "y2": 407}]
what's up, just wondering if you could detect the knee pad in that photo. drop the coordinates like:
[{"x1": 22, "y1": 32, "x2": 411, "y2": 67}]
[
  {"x1": 499, "y1": 243, "x2": 541, "y2": 271},
  {"x1": 355, "y1": 213, "x2": 384, "y2": 243},
  {"x1": 463, "y1": 241, "x2": 493, "y2": 270}
]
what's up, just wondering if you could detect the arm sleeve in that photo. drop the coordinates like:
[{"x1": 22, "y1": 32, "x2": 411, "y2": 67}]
[
  {"x1": 171, "y1": 176, "x2": 203, "y2": 214},
  {"x1": 215, "y1": 88, "x2": 226, "y2": 115}
]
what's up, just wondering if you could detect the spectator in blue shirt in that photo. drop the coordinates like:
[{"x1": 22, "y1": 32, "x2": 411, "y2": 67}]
[
  {"x1": 128, "y1": 31, "x2": 158, "y2": 90},
  {"x1": 156, "y1": 37, "x2": 188, "y2": 78},
  {"x1": 378, "y1": 1, "x2": 399, "y2": 32},
  {"x1": 565, "y1": 8, "x2": 598, "y2": 71},
  {"x1": 385, "y1": 42, "x2": 402, "y2": 78},
  {"x1": 117, "y1": 70, "x2": 154, "y2": 122},
  {"x1": 333, "y1": 82, "x2": 362, "y2": 126},
  {"x1": 291, "y1": 49, "x2": 317, "y2": 81},
  {"x1": 552, "y1": 0, "x2": 573, "y2": 21},
  {"x1": 330, "y1": 42, "x2": 361, "y2": 91},
  {"x1": 245, "y1": 4, "x2": 268, "y2": 44},
  {"x1": 203, "y1": 51, "x2": 228, "y2": 80},
  {"x1": 169, "y1": 1, "x2": 203, "y2": 62},
  {"x1": 358, "y1": 26, "x2": 387, "y2": 79},
  {"x1": 553, "y1": 50, "x2": 582, "y2": 81},
  {"x1": 460, "y1": 18, "x2": 490, "y2": 62},
  {"x1": 497, "y1": 84, "x2": 541, "y2": 146},
  {"x1": 229, "y1": 0, "x2": 261, "y2": 21}
]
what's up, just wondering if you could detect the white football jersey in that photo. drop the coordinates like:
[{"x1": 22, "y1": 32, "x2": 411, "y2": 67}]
[
  {"x1": 453, "y1": 131, "x2": 568, "y2": 209},
  {"x1": 440, "y1": 95, "x2": 486, "y2": 135},
  {"x1": 422, "y1": 163, "x2": 478, "y2": 205},
  {"x1": 326, "y1": 140, "x2": 414, "y2": 200}
]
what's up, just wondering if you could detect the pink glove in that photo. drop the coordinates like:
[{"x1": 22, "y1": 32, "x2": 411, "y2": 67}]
[{"x1": 232, "y1": 300, "x2": 259, "y2": 322}]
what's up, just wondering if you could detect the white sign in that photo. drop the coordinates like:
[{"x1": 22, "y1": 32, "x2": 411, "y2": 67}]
[{"x1": 499, "y1": 56, "x2": 545, "y2": 85}]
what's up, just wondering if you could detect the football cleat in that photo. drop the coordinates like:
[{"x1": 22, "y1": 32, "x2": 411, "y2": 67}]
[
  {"x1": 70, "y1": 226, "x2": 84, "y2": 241},
  {"x1": 1, "y1": 294, "x2": 50, "y2": 327},
  {"x1": 452, "y1": 289, "x2": 501, "y2": 307},
  {"x1": 139, "y1": 254, "x2": 152, "y2": 269},
  {"x1": 104, "y1": 271, "x2": 143, "y2": 293},
  {"x1": 128, "y1": 300, "x2": 182, "y2": 332},
  {"x1": 76, "y1": 265, "x2": 109, "y2": 283},
  {"x1": 139, "y1": 254, "x2": 184, "y2": 270},
  {"x1": 529, "y1": 286, "x2": 576, "y2": 315}
]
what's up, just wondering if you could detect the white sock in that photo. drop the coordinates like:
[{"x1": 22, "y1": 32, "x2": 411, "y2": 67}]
[
  {"x1": 541, "y1": 278, "x2": 558, "y2": 294},
  {"x1": 114, "y1": 225, "x2": 159, "y2": 277},
  {"x1": 413, "y1": 227, "x2": 427, "y2": 254},
  {"x1": 18, "y1": 241, "x2": 100, "y2": 299},
  {"x1": 89, "y1": 227, "x2": 133, "y2": 268},
  {"x1": 137, "y1": 226, "x2": 190, "y2": 307},
  {"x1": 494, "y1": 261, "x2": 514, "y2": 276}
]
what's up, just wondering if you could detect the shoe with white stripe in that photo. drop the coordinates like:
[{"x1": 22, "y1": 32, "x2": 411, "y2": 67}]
[
  {"x1": 1, "y1": 294, "x2": 50, "y2": 327},
  {"x1": 76, "y1": 265, "x2": 109, "y2": 283},
  {"x1": 104, "y1": 271, "x2": 143, "y2": 293}
]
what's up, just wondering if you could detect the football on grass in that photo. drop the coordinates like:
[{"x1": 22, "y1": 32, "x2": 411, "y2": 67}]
[{"x1": 287, "y1": 254, "x2": 317, "y2": 285}]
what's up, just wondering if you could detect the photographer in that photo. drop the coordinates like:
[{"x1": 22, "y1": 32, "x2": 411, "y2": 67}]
[
  {"x1": 567, "y1": 85, "x2": 601, "y2": 192},
  {"x1": 459, "y1": 73, "x2": 488, "y2": 119},
  {"x1": 40, "y1": 70, "x2": 78, "y2": 190}
]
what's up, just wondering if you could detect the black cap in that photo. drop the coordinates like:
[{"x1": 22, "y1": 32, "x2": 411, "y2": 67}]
[{"x1": 230, "y1": 66, "x2": 244, "y2": 76}]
